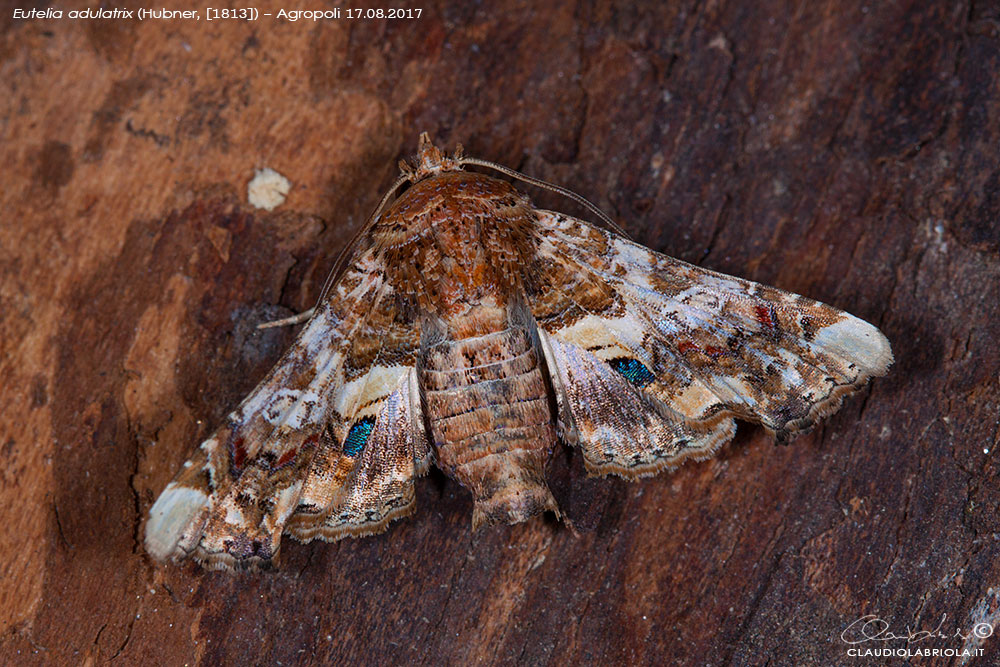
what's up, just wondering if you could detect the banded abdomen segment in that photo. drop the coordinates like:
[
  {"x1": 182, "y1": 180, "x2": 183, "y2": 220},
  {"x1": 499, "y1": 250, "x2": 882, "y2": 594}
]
[{"x1": 421, "y1": 326, "x2": 559, "y2": 528}]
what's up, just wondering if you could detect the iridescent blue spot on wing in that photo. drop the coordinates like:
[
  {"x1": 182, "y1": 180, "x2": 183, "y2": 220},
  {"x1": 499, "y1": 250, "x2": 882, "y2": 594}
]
[
  {"x1": 343, "y1": 416, "x2": 376, "y2": 457},
  {"x1": 608, "y1": 357, "x2": 655, "y2": 388}
]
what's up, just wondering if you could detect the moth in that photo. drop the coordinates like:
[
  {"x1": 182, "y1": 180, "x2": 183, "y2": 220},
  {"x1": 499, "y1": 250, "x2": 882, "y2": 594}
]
[{"x1": 145, "y1": 134, "x2": 892, "y2": 570}]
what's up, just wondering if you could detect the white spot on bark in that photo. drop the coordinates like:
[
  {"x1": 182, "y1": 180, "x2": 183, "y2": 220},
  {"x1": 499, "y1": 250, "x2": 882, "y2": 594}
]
[{"x1": 248, "y1": 168, "x2": 291, "y2": 211}]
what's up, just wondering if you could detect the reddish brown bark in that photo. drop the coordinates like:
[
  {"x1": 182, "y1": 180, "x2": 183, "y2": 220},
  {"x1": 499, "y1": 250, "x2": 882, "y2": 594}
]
[{"x1": 2, "y1": 2, "x2": 998, "y2": 665}]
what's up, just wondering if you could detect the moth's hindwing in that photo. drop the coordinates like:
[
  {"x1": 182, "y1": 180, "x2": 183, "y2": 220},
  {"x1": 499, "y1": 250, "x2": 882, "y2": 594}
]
[{"x1": 286, "y1": 365, "x2": 429, "y2": 542}]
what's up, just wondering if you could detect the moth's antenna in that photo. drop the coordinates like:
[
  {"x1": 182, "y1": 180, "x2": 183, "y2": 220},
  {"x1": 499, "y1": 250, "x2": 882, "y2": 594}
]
[
  {"x1": 458, "y1": 157, "x2": 630, "y2": 238},
  {"x1": 314, "y1": 171, "x2": 411, "y2": 307}
]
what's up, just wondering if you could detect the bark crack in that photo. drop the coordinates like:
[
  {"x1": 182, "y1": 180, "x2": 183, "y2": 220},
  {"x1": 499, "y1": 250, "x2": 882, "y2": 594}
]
[
  {"x1": 109, "y1": 613, "x2": 137, "y2": 661},
  {"x1": 721, "y1": 550, "x2": 786, "y2": 666},
  {"x1": 53, "y1": 502, "x2": 71, "y2": 550},
  {"x1": 422, "y1": 539, "x2": 472, "y2": 665}
]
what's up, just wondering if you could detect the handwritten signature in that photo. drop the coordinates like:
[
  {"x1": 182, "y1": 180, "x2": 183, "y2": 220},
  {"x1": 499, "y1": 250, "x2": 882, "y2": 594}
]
[{"x1": 841, "y1": 614, "x2": 994, "y2": 644}]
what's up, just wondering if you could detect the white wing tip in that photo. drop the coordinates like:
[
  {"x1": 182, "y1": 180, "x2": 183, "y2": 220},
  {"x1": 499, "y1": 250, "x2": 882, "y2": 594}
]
[
  {"x1": 144, "y1": 483, "x2": 209, "y2": 563},
  {"x1": 813, "y1": 316, "x2": 894, "y2": 376}
]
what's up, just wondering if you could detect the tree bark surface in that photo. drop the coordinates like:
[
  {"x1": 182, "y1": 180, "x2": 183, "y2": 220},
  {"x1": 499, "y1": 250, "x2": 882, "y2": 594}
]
[{"x1": 2, "y1": 2, "x2": 998, "y2": 665}]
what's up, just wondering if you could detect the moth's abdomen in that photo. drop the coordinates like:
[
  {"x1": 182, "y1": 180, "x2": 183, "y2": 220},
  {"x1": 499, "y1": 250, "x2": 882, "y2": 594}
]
[{"x1": 421, "y1": 325, "x2": 559, "y2": 528}]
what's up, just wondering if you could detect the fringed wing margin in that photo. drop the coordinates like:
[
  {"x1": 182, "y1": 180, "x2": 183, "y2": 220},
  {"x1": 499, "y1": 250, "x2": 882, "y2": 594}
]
[
  {"x1": 529, "y1": 211, "x2": 892, "y2": 479},
  {"x1": 285, "y1": 295, "x2": 430, "y2": 543}
]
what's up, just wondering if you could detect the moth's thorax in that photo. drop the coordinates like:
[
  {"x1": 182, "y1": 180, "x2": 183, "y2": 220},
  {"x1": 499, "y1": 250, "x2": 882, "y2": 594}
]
[{"x1": 373, "y1": 170, "x2": 538, "y2": 320}]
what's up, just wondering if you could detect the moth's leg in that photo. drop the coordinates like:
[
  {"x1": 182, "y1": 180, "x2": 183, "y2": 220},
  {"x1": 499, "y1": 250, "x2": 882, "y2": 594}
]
[{"x1": 257, "y1": 307, "x2": 316, "y2": 329}]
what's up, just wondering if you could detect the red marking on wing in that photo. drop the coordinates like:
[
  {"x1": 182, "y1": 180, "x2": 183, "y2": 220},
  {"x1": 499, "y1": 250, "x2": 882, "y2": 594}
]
[
  {"x1": 276, "y1": 448, "x2": 298, "y2": 468},
  {"x1": 230, "y1": 437, "x2": 247, "y2": 470},
  {"x1": 754, "y1": 305, "x2": 776, "y2": 329},
  {"x1": 677, "y1": 340, "x2": 699, "y2": 354},
  {"x1": 703, "y1": 345, "x2": 726, "y2": 359}
]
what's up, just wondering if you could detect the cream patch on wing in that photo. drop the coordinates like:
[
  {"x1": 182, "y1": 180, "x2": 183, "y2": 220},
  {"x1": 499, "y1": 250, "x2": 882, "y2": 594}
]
[
  {"x1": 551, "y1": 312, "x2": 654, "y2": 365},
  {"x1": 263, "y1": 483, "x2": 305, "y2": 535},
  {"x1": 333, "y1": 365, "x2": 410, "y2": 418},
  {"x1": 612, "y1": 238, "x2": 656, "y2": 273},
  {"x1": 261, "y1": 388, "x2": 322, "y2": 427},
  {"x1": 224, "y1": 503, "x2": 245, "y2": 527},
  {"x1": 671, "y1": 381, "x2": 725, "y2": 416}
]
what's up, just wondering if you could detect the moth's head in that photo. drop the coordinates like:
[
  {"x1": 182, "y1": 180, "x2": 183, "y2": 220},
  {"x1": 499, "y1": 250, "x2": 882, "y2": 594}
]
[{"x1": 400, "y1": 132, "x2": 465, "y2": 183}]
